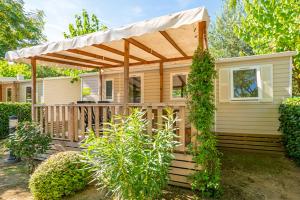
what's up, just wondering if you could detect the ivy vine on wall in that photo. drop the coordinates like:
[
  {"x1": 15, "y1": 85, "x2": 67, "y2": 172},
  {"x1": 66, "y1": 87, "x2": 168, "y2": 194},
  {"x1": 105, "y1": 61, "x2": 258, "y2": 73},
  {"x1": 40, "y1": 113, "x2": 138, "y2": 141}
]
[{"x1": 187, "y1": 48, "x2": 222, "y2": 197}]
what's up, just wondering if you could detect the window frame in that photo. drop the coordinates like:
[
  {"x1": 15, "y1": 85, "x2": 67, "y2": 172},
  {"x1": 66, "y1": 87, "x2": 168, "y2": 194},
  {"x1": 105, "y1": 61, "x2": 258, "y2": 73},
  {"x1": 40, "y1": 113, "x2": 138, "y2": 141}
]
[
  {"x1": 129, "y1": 73, "x2": 144, "y2": 103},
  {"x1": 103, "y1": 79, "x2": 114, "y2": 101},
  {"x1": 170, "y1": 72, "x2": 188, "y2": 100},
  {"x1": 230, "y1": 66, "x2": 262, "y2": 101},
  {"x1": 25, "y1": 86, "x2": 32, "y2": 103},
  {"x1": 6, "y1": 87, "x2": 12, "y2": 102}
]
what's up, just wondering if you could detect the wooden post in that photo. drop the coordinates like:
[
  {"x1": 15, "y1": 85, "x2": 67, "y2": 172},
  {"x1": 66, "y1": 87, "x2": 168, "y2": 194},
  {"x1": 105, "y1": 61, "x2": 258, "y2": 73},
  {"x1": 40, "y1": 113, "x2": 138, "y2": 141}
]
[
  {"x1": 198, "y1": 21, "x2": 207, "y2": 50},
  {"x1": 0, "y1": 84, "x2": 2, "y2": 102},
  {"x1": 98, "y1": 68, "x2": 103, "y2": 101},
  {"x1": 31, "y1": 58, "x2": 37, "y2": 121},
  {"x1": 12, "y1": 82, "x2": 18, "y2": 102},
  {"x1": 159, "y1": 62, "x2": 164, "y2": 102},
  {"x1": 123, "y1": 40, "x2": 130, "y2": 114},
  {"x1": 68, "y1": 104, "x2": 75, "y2": 142}
]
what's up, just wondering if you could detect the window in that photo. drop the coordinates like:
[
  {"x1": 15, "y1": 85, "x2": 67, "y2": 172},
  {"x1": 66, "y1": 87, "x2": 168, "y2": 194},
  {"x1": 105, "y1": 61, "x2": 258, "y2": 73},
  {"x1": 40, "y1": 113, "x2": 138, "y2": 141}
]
[
  {"x1": 171, "y1": 73, "x2": 187, "y2": 99},
  {"x1": 104, "y1": 80, "x2": 113, "y2": 101},
  {"x1": 129, "y1": 75, "x2": 142, "y2": 103},
  {"x1": 6, "y1": 88, "x2": 12, "y2": 102},
  {"x1": 26, "y1": 86, "x2": 32, "y2": 102},
  {"x1": 231, "y1": 67, "x2": 261, "y2": 100}
]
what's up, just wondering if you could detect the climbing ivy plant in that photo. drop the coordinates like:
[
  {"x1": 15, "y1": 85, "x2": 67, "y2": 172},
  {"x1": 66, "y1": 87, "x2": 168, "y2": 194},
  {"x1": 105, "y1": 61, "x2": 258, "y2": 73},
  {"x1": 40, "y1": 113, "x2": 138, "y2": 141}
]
[{"x1": 187, "y1": 48, "x2": 222, "y2": 198}]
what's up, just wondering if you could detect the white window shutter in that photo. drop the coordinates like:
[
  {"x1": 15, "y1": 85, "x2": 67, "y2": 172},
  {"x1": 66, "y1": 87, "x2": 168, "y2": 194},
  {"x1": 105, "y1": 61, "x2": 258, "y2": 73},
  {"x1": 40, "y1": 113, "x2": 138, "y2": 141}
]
[
  {"x1": 219, "y1": 68, "x2": 231, "y2": 102},
  {"x1": 260, "y1": 64, "x2": 273, "y2": 102}
]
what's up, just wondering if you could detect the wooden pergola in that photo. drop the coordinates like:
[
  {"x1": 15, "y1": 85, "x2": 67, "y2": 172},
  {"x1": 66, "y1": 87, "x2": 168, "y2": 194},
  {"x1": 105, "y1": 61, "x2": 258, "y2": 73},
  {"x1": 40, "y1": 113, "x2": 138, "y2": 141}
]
[{"x1": 5, "y1": 7, "x2": 209, "y2": 119}]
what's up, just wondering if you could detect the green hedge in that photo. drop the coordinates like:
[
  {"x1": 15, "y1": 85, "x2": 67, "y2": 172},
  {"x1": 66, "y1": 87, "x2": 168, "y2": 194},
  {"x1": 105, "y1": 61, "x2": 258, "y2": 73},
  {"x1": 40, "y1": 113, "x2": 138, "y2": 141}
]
[
  {"x1": 0, "y1": 103, "x2": 31, "y2": 138},
  {"x1": 29, "y1": 151, "x2": 89, "y2": 200},
  {"x1": 279, "y1": 97, "x2": 300, "y2": 165}
]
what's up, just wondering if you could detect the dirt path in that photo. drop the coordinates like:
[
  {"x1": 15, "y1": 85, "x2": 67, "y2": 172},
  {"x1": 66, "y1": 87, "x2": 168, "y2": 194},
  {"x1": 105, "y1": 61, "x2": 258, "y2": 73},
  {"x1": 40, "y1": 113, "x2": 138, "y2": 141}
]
[
  {"x1": 221, "y1": 150, "x2": 300, "y2": 200},
  {"x1": 1, "y1": 139, "x2": 300, "y2": 200}
]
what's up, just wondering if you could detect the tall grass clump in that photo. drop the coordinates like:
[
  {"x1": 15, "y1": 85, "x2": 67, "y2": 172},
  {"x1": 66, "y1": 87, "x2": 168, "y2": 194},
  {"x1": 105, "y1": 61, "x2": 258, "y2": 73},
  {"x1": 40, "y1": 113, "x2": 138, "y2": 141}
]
[{"x1": 81, "y1": 108, "x2": 179, "y2": 200}]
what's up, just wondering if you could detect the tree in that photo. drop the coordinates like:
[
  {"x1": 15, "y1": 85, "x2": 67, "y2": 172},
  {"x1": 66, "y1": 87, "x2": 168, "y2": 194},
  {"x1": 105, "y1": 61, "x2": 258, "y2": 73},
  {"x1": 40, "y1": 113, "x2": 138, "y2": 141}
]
[
  {"x1": 0, "y1": 0, "x2": 46, "y2": 58},
  {"x1": 64, "y1": 9, "x2": 107, "y2": 38},
  {"x1": 229, "y1": 0, "x2": 300, "y2": 95},
  {"x1": 0, "y1": 60, "x2": 85, "y2": 81},
  {"x1": 209, "y1": 0, "x2": 253, "y2": 58},
  {"x1": 187, "y1": 49, "x2": 222, "y2": 198}
]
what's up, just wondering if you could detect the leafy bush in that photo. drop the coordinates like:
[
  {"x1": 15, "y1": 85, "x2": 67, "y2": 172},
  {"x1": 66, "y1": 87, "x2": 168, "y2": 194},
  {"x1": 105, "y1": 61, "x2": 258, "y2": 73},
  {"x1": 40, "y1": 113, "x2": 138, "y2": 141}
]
[
  {"x1": 81, "y1": 108, "x2": 179, "y2": 200},
  {"x1": 279, "y1": 97, "x2": 300, "y2": 165},
  {"x1": 29, "y1": 151, "x2": 90, "y2": 200},
  {"x1": 187, "y1": 49, "x2": 222, "y2": 197},
  {"x1": 0, "y1": 102, "x2": 31, "y2": 138},
  {"x1": 6, "y1": 121, "x2": 51, "y2": 173}
]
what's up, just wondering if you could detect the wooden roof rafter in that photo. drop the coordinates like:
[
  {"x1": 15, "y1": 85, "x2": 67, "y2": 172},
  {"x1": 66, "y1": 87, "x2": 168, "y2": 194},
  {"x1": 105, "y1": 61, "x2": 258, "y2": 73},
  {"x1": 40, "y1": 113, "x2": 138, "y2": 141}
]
[
  {"x1": 159, "y1": 31, "x2": 188, "y2": 57},
  {"x1": 46, "y1": 53, "x2": 115, "y2": 67},
  {"x1": 93, "y1": 44, "x2": 147, "y2": 63},
  {"x1": 126, "y1": 38, "x2": 167, "y2": 60},
  {"x1": 35, "y1": 56, "x2": 102, "y2": 69},
  {"x1": 67, "y1": 49, "x2": 124, "y2": 65}
]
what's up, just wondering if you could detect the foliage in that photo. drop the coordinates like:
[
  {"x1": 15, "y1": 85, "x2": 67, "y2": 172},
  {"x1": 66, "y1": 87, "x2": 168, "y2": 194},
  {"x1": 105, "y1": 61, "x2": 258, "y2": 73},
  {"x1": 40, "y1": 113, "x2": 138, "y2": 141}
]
[
  {"x1": 229, "y1": 0, "x2": 300, "y2": 95},
  {"x1": 0, "y1": 60, "x2": 85, "y2": 82},
  {"x1": 279, "y1": 97, "x2": 300, "y2": 165},
  {"x1": 81, "y1": 109, "x2": 179, "y2": 200},
  {"x1": 6, "y1": 121, "x2": 51, "y2": 173},
  {"x1": 82, "y1": 87, "x2": 91, "y2": 97},
  {"x1": 186, "y1": 49, "x2": 222, "y2": 197},
  {"x1": 29, "y1": 151, "x2": 89, "y2": 200},
  {"x1": 209, "y1": 0, "x2": 253, "y2": 58},
  {"x1": 0, "y1": 0, "x2": 46, "y2": 58},
  {"x1": 0, "y1": 102, "x2": 31, "y2": 138},
  {"x1": 64, "y1": 9, "x2": 107, "y2": 39}
]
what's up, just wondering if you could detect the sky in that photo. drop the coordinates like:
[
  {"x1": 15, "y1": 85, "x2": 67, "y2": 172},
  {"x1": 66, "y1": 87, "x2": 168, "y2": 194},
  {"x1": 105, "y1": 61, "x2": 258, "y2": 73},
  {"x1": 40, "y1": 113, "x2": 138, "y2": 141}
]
[{"x1": 23, "y1": 0, "x2": 223, "y2": 42}]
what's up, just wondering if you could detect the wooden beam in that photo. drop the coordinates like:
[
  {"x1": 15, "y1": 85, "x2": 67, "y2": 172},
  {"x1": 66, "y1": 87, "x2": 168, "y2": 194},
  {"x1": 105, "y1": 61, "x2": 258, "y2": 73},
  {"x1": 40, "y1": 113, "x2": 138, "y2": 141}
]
[
  {"x1": 35, "y1": 56, "x2": 101, "y2": 69},
  {"x1": 67, "y1": 49, "x2": 123, "y2": 64},
  {"x1": 112, "y1": 56, "x2": 193, "y2": 68},
  {"x1": 159, "y1": 31, "x2": 187, "y2": 57},
  {"x1": 198, "y1": 21, "x2": 207, "y2": 50},
  {"x1": 31, "y1": 58, "x2": 37, "y2": 121},
  {"x1": 126, "y1": 38, "x2": 167, "y2": 60},
  {"x1": 98, "y1": 69, "x2": 103, "y2": 101},
  {"x1": 123, "y1": 40, "x2": 130, "y2": 109},
  {"x1": 159, "y1": 62, "x2": 164, "y2": 103},
  {"x1": 93, "y1": 44, "x2": 147, "y2": 62},
  {"x1": 46, "y1": 53, "x2": 114, "y2": 67}
]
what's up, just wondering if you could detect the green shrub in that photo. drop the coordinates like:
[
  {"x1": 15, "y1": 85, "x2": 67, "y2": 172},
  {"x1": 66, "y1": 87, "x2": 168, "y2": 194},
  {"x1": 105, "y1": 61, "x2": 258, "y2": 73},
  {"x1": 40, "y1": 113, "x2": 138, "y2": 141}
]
[
  {"x1": 6, "y1": 121, "x2": 51, "y2": 173},
  {"x1": 279, "y1": 97, "x2": 300, "y2": 165},
  {"x1": 81, "y1": 109, "x2": 179, "y2": 200},
  {"x1": 0, "y1": 102, "x2": 31, "y2": 138},
  {"x1": 186, "y1": 49, "x2": 222, "y2": 198},
  {"x1": 29, "y1": 151, "x2": 89, "y2": 200}
]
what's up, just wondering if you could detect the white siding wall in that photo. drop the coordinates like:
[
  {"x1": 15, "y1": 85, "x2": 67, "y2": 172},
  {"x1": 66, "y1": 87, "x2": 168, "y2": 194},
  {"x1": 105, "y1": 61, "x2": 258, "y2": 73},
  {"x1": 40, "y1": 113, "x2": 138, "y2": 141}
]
[
  {"x1": 43, "y1": 78, "x2": 81, "y2": 104},
  {"x1": 81, "y1": 76, "x2": 99, "y2": 101},
  {"x1": 215, "y1": 57, "x2": 291, "y2": 135}
]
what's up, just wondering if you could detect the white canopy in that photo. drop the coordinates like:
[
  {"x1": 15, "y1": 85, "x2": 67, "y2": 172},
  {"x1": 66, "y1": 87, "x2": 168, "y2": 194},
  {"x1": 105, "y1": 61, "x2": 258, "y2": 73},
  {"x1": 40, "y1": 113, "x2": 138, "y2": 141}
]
[{"x1": 5, "y1": 7, "x2": 209, "y2": 69}]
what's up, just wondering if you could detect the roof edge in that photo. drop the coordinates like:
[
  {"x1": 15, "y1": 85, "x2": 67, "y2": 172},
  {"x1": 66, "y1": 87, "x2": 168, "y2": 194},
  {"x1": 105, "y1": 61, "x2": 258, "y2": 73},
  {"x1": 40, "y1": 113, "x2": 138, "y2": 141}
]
[{"x1": 216, "y1": 51, "x2": 297, "y2": 64}]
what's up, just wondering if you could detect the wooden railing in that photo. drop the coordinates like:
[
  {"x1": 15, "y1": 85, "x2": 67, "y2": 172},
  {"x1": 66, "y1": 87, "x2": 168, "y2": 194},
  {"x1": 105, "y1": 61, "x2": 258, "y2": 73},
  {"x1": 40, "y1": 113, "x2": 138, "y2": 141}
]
[{"x1": 33, "y1": 103, "x2": 196, "y2": 152}]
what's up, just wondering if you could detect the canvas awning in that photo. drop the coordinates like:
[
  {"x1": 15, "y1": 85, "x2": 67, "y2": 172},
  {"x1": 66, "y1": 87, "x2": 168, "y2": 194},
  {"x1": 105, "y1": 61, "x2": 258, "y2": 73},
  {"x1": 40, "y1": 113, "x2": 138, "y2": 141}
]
[{"x1": 5, "y1": 7, "x2": 209, "y2": 69}]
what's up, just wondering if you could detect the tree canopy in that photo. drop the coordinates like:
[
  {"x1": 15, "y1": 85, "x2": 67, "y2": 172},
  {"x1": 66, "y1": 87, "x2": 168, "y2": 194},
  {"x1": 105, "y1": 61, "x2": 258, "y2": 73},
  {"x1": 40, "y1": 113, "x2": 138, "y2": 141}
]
[
  {"x1": 229, "y1": 0, "x2": 300, "y2": 95},
  {"x1": 64, "y1": 9, "x2": 107, "y2": 39},
  {"x1": 0, "y1": 60, "x2": 85, "y2": 81},
  {"x1": 209, "y1": 0, "x2": 253, "y2": 58},
  {"x1": 0, "y1": 0, "x2": 46, "y2": 58}
]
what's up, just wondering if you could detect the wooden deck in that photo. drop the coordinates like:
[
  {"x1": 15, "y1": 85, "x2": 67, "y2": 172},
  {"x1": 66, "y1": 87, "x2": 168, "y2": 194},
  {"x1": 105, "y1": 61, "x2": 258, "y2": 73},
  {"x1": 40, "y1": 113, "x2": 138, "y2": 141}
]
[{"x1": 34, "y1": 103, "x2": 197, "y2": 188}]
